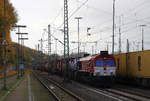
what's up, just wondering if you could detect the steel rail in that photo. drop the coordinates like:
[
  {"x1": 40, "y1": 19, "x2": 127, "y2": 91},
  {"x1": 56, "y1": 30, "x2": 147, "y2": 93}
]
[
  {"x1": 105, "y1": 88, "x2": 150, "y2": 101},
  {"x1": 46, "y1": 78, "x2": 84, "y2": 101},
  {"x1": 32, "y1": 72, "x2": 61, "y2": 101}
]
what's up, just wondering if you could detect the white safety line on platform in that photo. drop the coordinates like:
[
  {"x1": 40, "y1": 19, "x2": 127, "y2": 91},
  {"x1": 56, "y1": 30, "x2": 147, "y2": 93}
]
[{"x1": 28, "y1": 74, "x2": 33, "y2": 101}]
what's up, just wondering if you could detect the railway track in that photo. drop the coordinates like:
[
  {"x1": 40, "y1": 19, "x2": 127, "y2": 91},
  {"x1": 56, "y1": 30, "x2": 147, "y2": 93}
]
[
  {"x1": 113, "y1": 85, "x2": 150, "y2": 99},
  {"x1": 33, "y1": 72, "x2": 84, "y2": 101},
  {"x1": 86, "y1": 86, "x2": 150, "y2": 101},
  {"x1": 77, "y1": 84, "x2": 150, "y2": 101},
  {"x1": 34, "y1": 71, "x2": 150, "y2": 101},
  {"x1": 104, "y1": 88, "x2": 150, "y2": 101}
]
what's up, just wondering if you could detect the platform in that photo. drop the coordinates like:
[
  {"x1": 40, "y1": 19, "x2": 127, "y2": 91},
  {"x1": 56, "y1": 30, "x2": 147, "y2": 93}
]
[{"x1": 0, "y1": 72, "x2": 52, "y2": 101}]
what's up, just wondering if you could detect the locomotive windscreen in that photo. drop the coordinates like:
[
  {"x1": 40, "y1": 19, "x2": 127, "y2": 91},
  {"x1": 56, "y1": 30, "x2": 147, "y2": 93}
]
[{"x1": 96, "y1": 60, "x2": 115, "y2": 67}]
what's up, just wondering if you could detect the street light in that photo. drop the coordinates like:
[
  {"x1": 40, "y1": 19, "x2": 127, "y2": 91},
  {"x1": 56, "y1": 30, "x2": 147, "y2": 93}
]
[{"x1": 75, "y1": 17, "x2": 82, "y2": 58}]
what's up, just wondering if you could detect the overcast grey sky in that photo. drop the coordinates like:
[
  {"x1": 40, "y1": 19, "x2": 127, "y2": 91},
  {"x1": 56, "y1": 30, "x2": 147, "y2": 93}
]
[{"x1": 10, "y1": 0, "x2": 150, "y2": 55}]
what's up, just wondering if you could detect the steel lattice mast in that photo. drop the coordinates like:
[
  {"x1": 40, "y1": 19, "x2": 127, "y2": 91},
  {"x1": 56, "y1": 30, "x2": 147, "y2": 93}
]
[
  {"x1": 48, "y1": 25, "x2": 51, "y2": 74},
  {"x1": 64, "y1": 0, "x2": 70, "y2": 80},
  {"x1": 112, "y1": 0, "x2": 115, "y2": 55}
]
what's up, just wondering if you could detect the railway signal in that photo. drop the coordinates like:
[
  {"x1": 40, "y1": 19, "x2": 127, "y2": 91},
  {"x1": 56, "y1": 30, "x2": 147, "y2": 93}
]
[{"x1": 87, "y1": 27, "x2": 91, "y2": 36}]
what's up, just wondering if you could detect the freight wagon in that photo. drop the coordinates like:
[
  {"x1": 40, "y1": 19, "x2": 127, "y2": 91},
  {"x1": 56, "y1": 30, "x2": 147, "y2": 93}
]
[{"x1": 115, "y1": 50, "x2": 150, "y2": 87}]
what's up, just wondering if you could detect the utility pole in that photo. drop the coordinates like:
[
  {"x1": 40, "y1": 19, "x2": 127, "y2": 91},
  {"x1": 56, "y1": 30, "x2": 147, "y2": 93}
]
[
  {"x1": 37, "y1": 44, "x2": 40, "y2": 69},
  {"x1": 126, "y1": 39, "x2": 129, "y2": 53},
  {"x1": 55, "y1": 39, "x2": 58, "y2": 56},
  {"x1": 48, "y1": 25, "x2": 51, "y2": 74},
  {"x1": 139, "y1": 25, "x2": 146, "y2": 51},
  {"x1": 12, "y1": 25, "x2": 27, "y2": 79},
  {"x1": 64, "y1": 0, "x2": 70, "y2": 81},
  {"x1": 18, "y1": 36, "x2": 28, "y2": 76},
  {"x1": 75, "y1": 17, "x2": 82, "y2": 58},
  {"x1": 55, "y1": 39, "x2": 58, "y2": 69},
  {"x1": 38, "y1": 44, "x2": 40, "y2": 52},
  {"x1": 119, "y1": 27, "x2": 121, "y2": 53},
  {"x1": 39, "y1": 38, "x2": 43, "y2": 53},
  {"x1": 118, "y1": 16, "x2": 122, "y2": 53},
  {"x1": 112, "y1": 0, "x2": 115, "y2": 55},
  {"x1": 38, "y1": 38, "x2": 44, "y2": 71}
]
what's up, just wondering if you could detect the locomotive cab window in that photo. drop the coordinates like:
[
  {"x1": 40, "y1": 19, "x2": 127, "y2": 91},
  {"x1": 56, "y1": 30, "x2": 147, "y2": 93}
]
[
  {"x1": 105, "y1": 60, "x2": 115, "y2": 67},
  {"x1": 95, "y1": 60, "x2": 104, "y2": 67},
  {"x1": 95, "y1": 59, "x2": 115, "y2": 67}
]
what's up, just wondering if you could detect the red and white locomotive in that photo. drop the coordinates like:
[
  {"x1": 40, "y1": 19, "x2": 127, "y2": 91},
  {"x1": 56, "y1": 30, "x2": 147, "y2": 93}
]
[{"x1": 75, "y1": 51, "x2": 116, "y2": 86}]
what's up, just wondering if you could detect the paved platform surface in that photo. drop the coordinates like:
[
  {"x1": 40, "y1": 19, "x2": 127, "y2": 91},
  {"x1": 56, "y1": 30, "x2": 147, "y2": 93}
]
[
  {"x1": 3, "y1": 72, "x2": 52, "y2": 101},
  {"x1": 0, "y1": 75, "x2": 18, "y2": 90}
]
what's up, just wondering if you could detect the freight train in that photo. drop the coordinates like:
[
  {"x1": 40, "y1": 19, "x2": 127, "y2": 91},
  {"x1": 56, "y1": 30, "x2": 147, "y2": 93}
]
[
  {"x1": 39, "y1": 51, "x2": 117, "y2": 87},
  {"x1": 38, "y1": 50, "x2": 150, "y2": 87}
]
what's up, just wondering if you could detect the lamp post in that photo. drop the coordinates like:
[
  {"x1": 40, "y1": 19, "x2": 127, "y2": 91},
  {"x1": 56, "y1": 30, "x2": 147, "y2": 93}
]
[{"x1": 75, "y1": 17, "x2": 82, "y2": 59}]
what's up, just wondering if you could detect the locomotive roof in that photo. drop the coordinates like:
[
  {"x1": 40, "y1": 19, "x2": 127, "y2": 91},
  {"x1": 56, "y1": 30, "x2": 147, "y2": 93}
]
[
  {"x1": 79, "y1": 54, "x2": 114, "y2": 61},
  {"x1": 79, "y1": 55, "x2": 98, "y2": 61}
]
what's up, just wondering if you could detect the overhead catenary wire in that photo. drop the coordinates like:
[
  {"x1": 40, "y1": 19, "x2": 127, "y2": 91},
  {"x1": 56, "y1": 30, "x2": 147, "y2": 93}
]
[
  {"x1": 122, "y1": 0, "x2": 150, "y2": 15},
  {"x1": 46, "y1": 0, "x2": 150, "y2": 55},
  {"x1": 50, "y1": 8, "x2": 63, "y2": 25},
  {"x1": 86, "y1": 16, "x2": 150, "y2": 37},
  {"x1": 52, "y1": 0, "x2": 150, "y2": 43},
  {"x1": 76, "y1": 0, "x2": 112, "y2": 15},
  {"x1": 57, "y1": 0, "x2": 88, "y2": 29}
]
